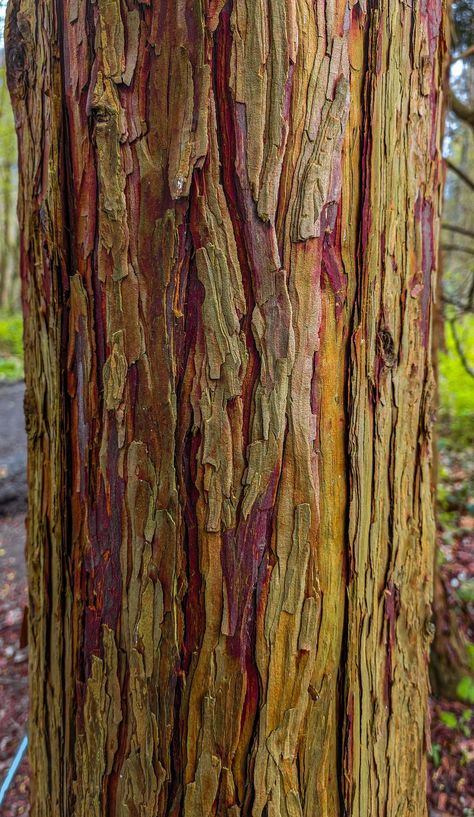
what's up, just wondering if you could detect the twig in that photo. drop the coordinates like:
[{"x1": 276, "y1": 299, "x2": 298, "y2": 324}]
[
  {"x1": 449, "y1": 318, "x2": 474, "y2": 379},
  {"x1": 450, "y1": 91, "x2": 474, "y2": 131},
  {"x1": 442, "y1": 294, "x2": 471, "y2": 313},
  {"x1": 441, "y1": 244, "x2": 474, "y2": 256},
  {"x1": 451, "y1": 44, "x2": 474, "y2": 64},
  {"x1": 442, "y1": 223, "x2": 474, "y2": 240},
  {"x1": 445, "y1": 158, "x2": 474, "y2": 191},
  {"x1": 469, "y1": 271, "x2": 474, "y2": 310}
]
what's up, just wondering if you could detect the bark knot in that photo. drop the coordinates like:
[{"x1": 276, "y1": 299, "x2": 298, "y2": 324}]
[
  {"x1": 5, "y1": 0, "x2": 28, "y2": 100},
  {"x1": 377, "y1": 329, "x2": 397, "y2": 368}
]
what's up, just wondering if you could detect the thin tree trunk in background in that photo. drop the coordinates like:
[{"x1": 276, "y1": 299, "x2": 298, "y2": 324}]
[
  {"x1": 429, "y1": 76, "x2": 470, "y2": 703},
  {"x1": 431, "y1": 567, "x2": 471, "y2": 700},
  {"x1": 0, "y1": 161, "x2": 13, "y2": 310},
  {"x1": 6, "y1": 1, "x2": 448, "y2": 816}
]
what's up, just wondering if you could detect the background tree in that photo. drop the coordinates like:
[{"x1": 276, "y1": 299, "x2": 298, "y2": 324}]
[
  {"x1": 443, "y1": 0, "x2": 474, "y2": 371},
  {"x1": 6, "y1": 1, "x2": 448, "y2": 816},
  {"x1": 0, "y1": 52, "x2": 19, "y2": 313},
  {"x1": 430, "y1": 0, "x2": 474, "y2": 702}
]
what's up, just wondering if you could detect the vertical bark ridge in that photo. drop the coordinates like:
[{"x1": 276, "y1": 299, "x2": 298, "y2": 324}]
[
  {"x1": 6, "y1": 0, "x2": 448, "y2": 815},
  {"x1": 343, "y1": 3, "x2": 448, "y2": 816}
]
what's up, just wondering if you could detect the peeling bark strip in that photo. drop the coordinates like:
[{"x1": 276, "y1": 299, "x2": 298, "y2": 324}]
[{"x1": 6, "y1": 0, "x2": 448, "y2": 815}]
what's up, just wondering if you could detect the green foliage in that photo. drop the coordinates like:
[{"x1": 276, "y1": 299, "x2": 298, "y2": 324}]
[
  {"x1": 457, "y1": 579, "x2": 474, "y2": 603},
  {"x1": 460, "y1": 708, "x2": 472, "y2": 728},
  {"x1": 439, "y1": 710, "x2": 458, "y2": 729},
  {"x1": 0, "y1": 63, "x2": 20, "y2": 312},
  {"x1": 438, "y1": 315, "x2": 474, "y2": 450},
  {"x1": 429, "y1": 742, "x2": 442, "y2": 768},
  {"x1": 0, "y1": 356, "x2": 24, "y2": 381},
  {"x1": 457, "y1": 676, "x2": 474, "y2": 705},
  {"x1": 0, "y1": 64, "x2": 16, "y2": 194},
  {"x1": 0, "y1": 312, "x2": 23, "y2": 357},
  {"x1": 0, "y1": 311, "x2": 23, "y2": 381},
  {"x1": 439, "y1": 707, "x2": 472, "y2": 737}
]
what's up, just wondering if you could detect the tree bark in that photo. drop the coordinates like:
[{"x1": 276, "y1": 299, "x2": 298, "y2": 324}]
[{"x1": 6, "y1": 1, "x2": 448, "y2": 816}]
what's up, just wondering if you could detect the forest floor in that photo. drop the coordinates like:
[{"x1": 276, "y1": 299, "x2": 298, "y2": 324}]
[
  {"x1": 428, "y1": 446, "x2": 474, "y2": 817},
  {"x1": 0, "y1": 382, "x2": 472, "y2": 814},
  {"x1": 0, "y1": 514, "x2": 29, "y2": 815}
]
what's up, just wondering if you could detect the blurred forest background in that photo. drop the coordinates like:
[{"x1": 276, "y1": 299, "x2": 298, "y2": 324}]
[
  {"x1": 0, "y1": 1, "x2": 472, "y2": 815},
  {"x1": 427, "y1": 3, "x2": 474, "y2": 813}
]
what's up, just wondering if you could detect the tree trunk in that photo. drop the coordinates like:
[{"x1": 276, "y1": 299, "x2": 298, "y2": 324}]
[
  {"x1": 6, "y1": 1, "x2": 448, "y2": 815},
  {"x1": 430, "y1": 565, "x2": 471, "y2": 700},
  {"x1": 0, "y1": 161, "x2": 17, "y2": 312}
]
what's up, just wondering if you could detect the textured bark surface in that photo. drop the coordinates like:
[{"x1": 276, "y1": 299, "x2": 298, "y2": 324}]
[{"x1": 6, "y1": 1, "x2": 447, "y2": 815}]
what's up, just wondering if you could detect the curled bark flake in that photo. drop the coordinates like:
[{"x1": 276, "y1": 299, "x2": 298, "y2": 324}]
[
  {"x1": 184, "y1": 697, "x2": 222, "y2": 817},
  {"x1": 168, "y1": 48, "x2": 210, "y2": 199},
  {"x1": 230, "y1": 0, "x2": 293, "y2": 223},
  {"x1": 74, "y1": 627, "x2": 122, "y2": 816},
  {"x1": 195, "y1": 245, "x2": 247, "y2": 532},
  {"x1": 97, "y1": 0, "x2": 125, "y2": 83},
  {"x1": 122, "y1": 10, "x2": 141, "y2": 87},
  {"x1": 103, "y1": 330, "x2": 128, "y2": 410},
  {"x1": 91, "y1": 74, "x2": 129, "y2": 282},
  {"x1": 292, "y1": 73, "x2": 350, "y2": 241}
]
